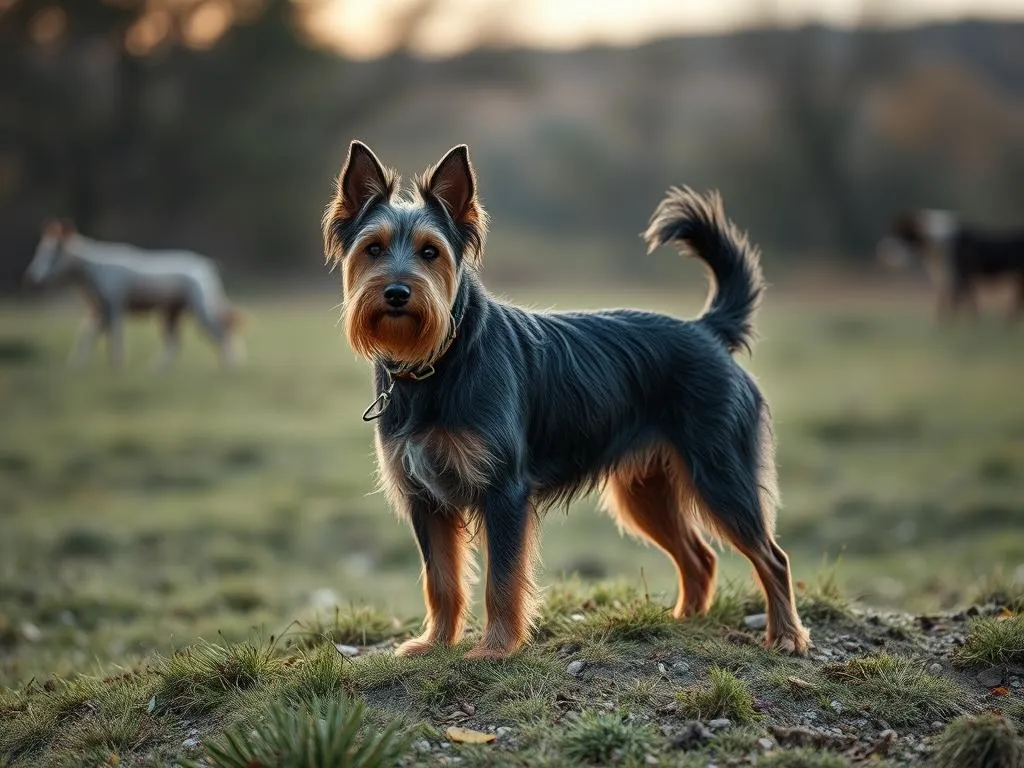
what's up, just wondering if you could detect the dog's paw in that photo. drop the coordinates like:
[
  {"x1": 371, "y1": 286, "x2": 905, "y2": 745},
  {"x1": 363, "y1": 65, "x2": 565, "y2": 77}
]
[
  {"x1": 395, "y1": 636, "x2": 437, "y2": 657},
  {"x1": 768, "y1": 627, "x2": 811, "y2": 656}
]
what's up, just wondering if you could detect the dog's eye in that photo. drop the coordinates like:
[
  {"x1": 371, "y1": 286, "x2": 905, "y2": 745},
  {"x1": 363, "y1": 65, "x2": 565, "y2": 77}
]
[
  {"x1": 367, "y1": 244, "x2": 382, "y2": 258},
  {"x1": 420, "y1": 246, "x2": 439, "y2": 261}
]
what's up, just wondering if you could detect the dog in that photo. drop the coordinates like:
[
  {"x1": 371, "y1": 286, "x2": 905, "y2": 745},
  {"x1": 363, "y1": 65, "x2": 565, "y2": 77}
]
[
  {"x1": 25, "y1": 220, "x2": 245, "y2": 368},
  {"x1": 878, "y1": 210, "x2": 1024, "y2": 323},
  {"x1": 323, "y1": 141, "x2": 809, "y2": 659}
]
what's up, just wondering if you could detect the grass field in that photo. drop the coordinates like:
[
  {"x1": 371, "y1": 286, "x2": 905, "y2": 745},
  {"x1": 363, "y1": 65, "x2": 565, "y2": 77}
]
[{"x1": 1, "y1": 280, "x2": 1023, "y2": 765}]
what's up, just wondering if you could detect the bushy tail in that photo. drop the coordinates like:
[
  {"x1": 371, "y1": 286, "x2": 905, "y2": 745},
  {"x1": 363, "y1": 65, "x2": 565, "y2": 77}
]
[{"x1": 643, "y1": 186, "x2": 764, "y2": 354}]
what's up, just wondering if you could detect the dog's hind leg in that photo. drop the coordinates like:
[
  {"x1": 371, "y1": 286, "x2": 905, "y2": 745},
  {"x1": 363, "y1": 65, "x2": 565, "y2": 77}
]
[
  {"x1": 603, "y1": 454, "x2": 717, "y2": 618},
  {"x1": 396, "y1": 504, "x2": 472, "y2": 656},
  {"x1": 682, "y1": 413, "x2": 809, "y2": 655}
]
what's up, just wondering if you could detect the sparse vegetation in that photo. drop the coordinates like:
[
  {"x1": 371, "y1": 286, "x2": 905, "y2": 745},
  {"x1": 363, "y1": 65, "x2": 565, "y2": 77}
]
[
  {"x1": 820, "y1": 653, "x2": 963, "y2": 726},
  {"x1": 154, "y1": 639, "x2": 285, "y2": 716},
  {"x1": 933, "y1": 714, "x2": 1022, "y2": 768},
  {"x1": 194, "y1": 695, "x2": 409, "y2": 768},
  {"x1": 291, "y1": 604, "x2": 405, "y2": 649},
  {"x1": 956, "y1": 617, "x2": 1024, "y2": 667},
  {"x1": 2, "y1": 293, "x2": 1023, "y2": 766},
  {"x1": 562, "y1": 713, "x2": 659, "y2": 766},
  {"x1": 676, "y1": 667, "x2": 759, "y2": 723}
]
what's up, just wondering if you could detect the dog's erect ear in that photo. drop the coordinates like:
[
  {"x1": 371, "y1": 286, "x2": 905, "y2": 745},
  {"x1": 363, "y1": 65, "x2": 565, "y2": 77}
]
[
  {"x1": 426, "y1": 145, "x2": 477, "y2": 222},
  {"x1": 337, "y1": 141, "x2": 391, "y2": 220}
]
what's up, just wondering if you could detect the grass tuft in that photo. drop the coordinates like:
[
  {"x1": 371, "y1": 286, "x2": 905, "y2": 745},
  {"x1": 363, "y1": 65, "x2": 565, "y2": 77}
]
[
  {"x1": 821, "y1": 653, "x2": 962, "y2": 726},
  {"x1": 193, "y1": 695, "x2": 408, "y2": 768},
  {"x1": 561, "y1": 712, "x2": 657, "y2": 765},
  {"x1": 956, "y1": 616, "x2": 1024, "y2": 667},
  {"x1": 291, "y1": 604, "x2": 404, "y2": 649},
  {"x1": 560, "y1": 593, "x2": 678, "y2": 646},
  {"x1": 282, "y1": 644, "x2": 352, "y2": 702},
  {"x1": 676, "y1": 666, "x2": 758, "y2": 724},
  {"x1": 974, "y1": 570, "x2": 1024, "y2": 612},
  {"x1": 933, "y1": 713, "x2": 1022, "y2": 768},
  {"x1": 795, "y1": 566, "x2": 851, "y2": 622},
  {"x1": 154, "y1": 639, "x2": 284, "y2": 716}
]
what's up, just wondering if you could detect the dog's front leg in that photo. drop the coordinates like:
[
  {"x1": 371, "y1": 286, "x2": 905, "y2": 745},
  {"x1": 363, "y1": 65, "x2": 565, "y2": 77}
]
[
  {"x1": 395, "y1": 504, "x2": 470, "y2": 657},
  {"x1": 466, "y1": 482, "x2": 538, "y2": 660}
]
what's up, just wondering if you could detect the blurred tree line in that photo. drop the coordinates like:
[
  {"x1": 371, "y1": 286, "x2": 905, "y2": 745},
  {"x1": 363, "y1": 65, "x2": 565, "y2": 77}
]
[{"x1": 1, "y1": 0, "x2": 1022, "y2": 291}]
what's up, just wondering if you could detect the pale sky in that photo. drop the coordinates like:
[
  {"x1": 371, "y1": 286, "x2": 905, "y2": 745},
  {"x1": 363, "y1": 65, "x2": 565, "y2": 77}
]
[{"x1": 303, "y1": 0, "x2": 1024, "y2": 59}]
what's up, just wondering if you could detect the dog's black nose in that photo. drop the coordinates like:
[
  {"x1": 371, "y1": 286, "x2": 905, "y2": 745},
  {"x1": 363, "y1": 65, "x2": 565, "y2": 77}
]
[{"x1": 383, "y1": 283, "x2": 411, "y2": 308}]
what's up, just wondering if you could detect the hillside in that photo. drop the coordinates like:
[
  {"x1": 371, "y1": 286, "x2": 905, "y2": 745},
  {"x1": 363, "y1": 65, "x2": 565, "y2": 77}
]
[{"x1": 2, "y1": 578, "x2": 1023, "y2": 767}]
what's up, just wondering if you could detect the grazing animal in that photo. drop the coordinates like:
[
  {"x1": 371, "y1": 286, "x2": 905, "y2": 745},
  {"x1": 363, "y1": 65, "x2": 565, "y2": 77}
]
[
  {"x1": 323, "y1": 141, "x2": 809, "y2": 659},
  {"x1": 877, "y1": 210, "x2": 1024, "y2": 323},
  {"x1": 25, "y1": 220, "x2": 245, "y2": 368}
]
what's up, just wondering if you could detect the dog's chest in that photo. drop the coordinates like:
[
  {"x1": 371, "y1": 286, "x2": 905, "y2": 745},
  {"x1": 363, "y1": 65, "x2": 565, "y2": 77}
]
[{"x1": 399, "y1": 428, "x2": 494, "y2": 506}]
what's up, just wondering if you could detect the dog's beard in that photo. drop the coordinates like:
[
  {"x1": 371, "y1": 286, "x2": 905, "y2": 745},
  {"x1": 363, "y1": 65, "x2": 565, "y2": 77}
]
[{"x1": 344, "y1": 289, "x2": 451, "y2": 366}]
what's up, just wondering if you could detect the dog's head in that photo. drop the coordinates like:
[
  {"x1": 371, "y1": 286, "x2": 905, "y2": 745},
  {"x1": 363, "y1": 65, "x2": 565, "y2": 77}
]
[
  {"x1": 25, "y1": 219, "x2": 75, "y2": 286},
  {"x1": 877, "y1": 210, "x2": 957, "y2": 269},
  {"x1": 323, "y1": 142, "x2": 487, "y2": 367}
]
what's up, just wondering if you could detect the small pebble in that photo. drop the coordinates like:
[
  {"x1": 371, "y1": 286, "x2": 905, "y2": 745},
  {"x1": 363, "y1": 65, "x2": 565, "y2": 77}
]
[
  {"x1": 707, "y1": 718, "x2": 731, "y2": 729},
  {"x1": 928, "y1": 663, "x2": 942, "y2": 674},
  {"x1": 645, "y1": 756, "x2": 659, "y2": 765},
  {"x1": 829, "y1": 700, "x2": 843, "y2": 713},
  {"x1": 450, "y1": 710, "x2": 468, "y2": 719},
  {"x1": 334, "y1": 644, "x2": 359, "y2": 657},
  {"x1": 20, "y1": 622, "x2": 41, "y2": 642},
  {"x1": 414, "y1": 740, "x2": 431, "y2": 752},
  {"x1": 757, "y1": 738, "x2": 774, "y2": 750},
  {"x1": 570, "y1": 613, "x2": 586, "y2": 622},
  {"x1": 931, "y1": 721, "x2": 944, "y2": 730},
  {"x1": 673, "y1": 661, "x2": 691, "y2": 672},
  {"x1": 181, "y1": 737, "x2": 201, "y2": 751},
  {"x1": 976, "y1": 666, "x2": 1005, "y2": 688},
  {"x1": 567, "y1": 660, "x2": 585, "y2": 676},
  {"x1": 439, "y1": 741, "x2": 450, "y2": 749},
  {"x1": 496, "y1": 726, "x2": 512, "y2": 738},
  {"x1": 743, "y1": 613, "x2": 768, "y2": 630},
  {"x1": 658, "y1": 662, "x2": 667, "y2": 676}
]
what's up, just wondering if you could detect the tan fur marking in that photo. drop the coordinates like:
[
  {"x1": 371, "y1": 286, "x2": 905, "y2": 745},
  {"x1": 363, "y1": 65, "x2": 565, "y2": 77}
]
[
  {"x1": 423, "y1": 429, "x2": 497, "y2": 487},
  {"x1": 396, "y1": 510, "x2": 473, "y2": 656},
  {"x1": 467, "y1": 512, "x2": 539, "y2": 658},
  {"x1": 601, "y1": 442, "x2": 718, "y2": 617},
  {"x1": 341, "y1": 223, "x2": 458, "y2": 367}
]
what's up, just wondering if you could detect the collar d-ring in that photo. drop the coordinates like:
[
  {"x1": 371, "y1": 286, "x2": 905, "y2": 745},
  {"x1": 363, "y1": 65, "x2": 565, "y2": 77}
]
[{"x1": 362, "y1": 375, "x2": 395, "y2": 421}]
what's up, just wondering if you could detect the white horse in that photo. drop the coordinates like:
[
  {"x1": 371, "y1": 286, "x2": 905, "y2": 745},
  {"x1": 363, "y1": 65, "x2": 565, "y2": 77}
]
[{"x1": 25, "y1": 220, "x2": 245, "y2": 369}]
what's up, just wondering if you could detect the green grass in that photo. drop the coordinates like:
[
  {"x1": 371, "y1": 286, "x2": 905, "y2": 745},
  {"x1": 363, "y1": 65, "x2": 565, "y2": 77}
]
[
  {"x1": 819, "y1": 653, "x2": 963, "y2": 726},
  {"x1": 1, "y1": 285, "x2": 1023, "y2": 765},
  {"x1": 956, "y1": 616, "x2": 1024, "y2": 667},
  {"x1": 193, "y1": 695, "x2": 409, "y2": 768},
  {"x1": 676, "y1": 666, "x2": 759, "y2": 723},
  {"x1": 561, "y1": 712, "x2": 659, "y2": 766},
  {"x1": 933, "y1": 714, "x2": 1022, "y2": 768}
]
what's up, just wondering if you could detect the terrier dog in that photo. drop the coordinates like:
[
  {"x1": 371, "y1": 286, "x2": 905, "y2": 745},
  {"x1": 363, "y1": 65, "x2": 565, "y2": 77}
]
[{"x1": 323, "y1": 141, "x2": 809, "y2": 659}]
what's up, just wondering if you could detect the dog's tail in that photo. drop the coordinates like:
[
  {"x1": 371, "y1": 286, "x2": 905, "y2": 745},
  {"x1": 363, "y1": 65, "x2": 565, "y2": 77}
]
[{"x1": 643, "y1": 186, "x2": 764, "y2": 355}]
